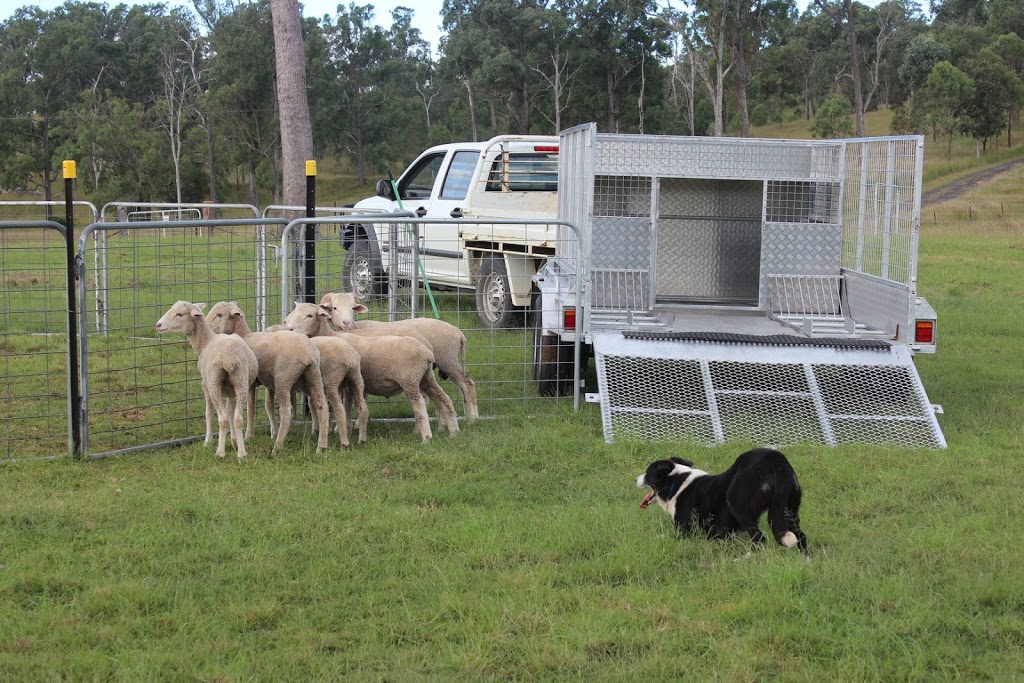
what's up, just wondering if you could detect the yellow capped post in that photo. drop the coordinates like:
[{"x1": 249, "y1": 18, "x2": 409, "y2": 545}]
[
  {"x1": 306, "y1": 160, "x2": 317, "y2": 176},
  {"x1": 63, "y1": 160, "x2": 77, "y2": 180}
]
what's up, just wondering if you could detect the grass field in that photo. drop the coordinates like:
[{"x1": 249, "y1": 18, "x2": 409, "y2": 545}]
[{"x1": 2, "y1": 124, "x2": 1023, "y2": 680}]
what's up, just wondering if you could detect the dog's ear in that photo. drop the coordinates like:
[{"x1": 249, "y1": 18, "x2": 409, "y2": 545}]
[{"x1": 669, "y1": 456, "x2": 694, "y2": 468}]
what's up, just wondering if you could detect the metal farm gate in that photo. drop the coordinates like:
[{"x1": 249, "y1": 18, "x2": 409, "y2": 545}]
[
  {"x1": 555, "y1": 125, "x2": 944, "y2": 448},
  {"x1": 1, "y1": 198, "x2": 577, "y2": 460}
]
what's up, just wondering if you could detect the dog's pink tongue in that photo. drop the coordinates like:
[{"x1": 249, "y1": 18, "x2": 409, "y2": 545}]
[{"x1": 640, "y1": 490, "x2": 657, "y2": 510}]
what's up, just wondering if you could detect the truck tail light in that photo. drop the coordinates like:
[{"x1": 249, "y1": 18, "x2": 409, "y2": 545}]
[
  {"x1": 915, "y1": 320, "x2": 934, "y2": 344},
  {"x1": 563, "y1": 308, "x2": 576, "y2": 330},
  {"x1": 534, "y1": 145, "x2": 559, "y2": 153}
]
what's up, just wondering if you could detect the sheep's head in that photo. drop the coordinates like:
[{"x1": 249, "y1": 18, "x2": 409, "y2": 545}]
[
  {"x1": 284, "y1": 301, "x2": 328, "y2": 337},
  {"x1": 156, "y1": 301, "x2": 205, "y2": 335},
  {"x1": 206, "y1": 301, "x2": 244, "y2": 334},
  {"x1": 321, "y1": 292, "x2": 368, "y2": 330}
]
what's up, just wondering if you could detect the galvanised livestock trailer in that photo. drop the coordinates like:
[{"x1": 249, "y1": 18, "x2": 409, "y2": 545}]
[{"x1": 533, "y1": 123, "x2": 943, "y2": 448}]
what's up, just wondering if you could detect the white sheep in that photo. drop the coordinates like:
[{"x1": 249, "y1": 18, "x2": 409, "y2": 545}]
[
  {"x1": 156, "y1": 301, "x2": 259, "y2": 459},
  {"x1": 284, "y1": 302, "x2": 460, "y2": 442},
  {"x1": 320, "y1": 291, "x2": 479, "y2": 420},
  {"x1": 205, "y1": 301, "x2": 330, "y2": 453},
  {"x1": 307, "y1": 335, "x2": 370, "y2": 447}
]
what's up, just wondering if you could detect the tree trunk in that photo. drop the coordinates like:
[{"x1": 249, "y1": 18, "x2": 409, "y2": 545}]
[
  {"x1": 606, "y1": 68, "x2": 616, "y2": 132},
  {"x1": 270, "y1": 0, "x2": 314, "y2": 211},
  {"x1": 204, "y1": 117, "x2": 217, "y2": 203},
  {"x1": 463, "y1": 79, "x2": 478, "y2": 142}
]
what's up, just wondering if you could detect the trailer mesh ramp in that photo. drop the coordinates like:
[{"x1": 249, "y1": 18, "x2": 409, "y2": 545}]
[{"x1": 592, "y1": 332, "x2": 945, "y2": 448}]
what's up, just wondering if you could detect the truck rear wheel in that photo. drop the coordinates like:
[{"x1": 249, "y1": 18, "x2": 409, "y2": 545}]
[
  {"x1": 344, "y1": 238, "x2": 385, "y2": 302},
  {"x1": 532, "y1": 292, "x2": 573, "y2": 397},
  {"x1": 476, "y1": 257, "x2": 525, "y2": 329}
]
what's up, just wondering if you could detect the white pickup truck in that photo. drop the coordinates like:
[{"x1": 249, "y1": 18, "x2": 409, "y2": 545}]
[{"x1": 342, "y1": 135, "x2": 559, "y2": 328}]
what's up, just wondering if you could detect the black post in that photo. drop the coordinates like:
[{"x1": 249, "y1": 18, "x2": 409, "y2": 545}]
[
  {"x1": 304, "y1": 160, "x2": 316, "y2": 304},
  {"x1": 63, "y1": 160, "x2": 82, "y2": 459}
]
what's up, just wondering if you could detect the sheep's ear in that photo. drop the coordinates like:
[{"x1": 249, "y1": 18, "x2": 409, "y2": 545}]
[
  {"x1": 319, "y1": 292, "x2": 335, "y2": 306},
  {"x1": 319, "y1": 303, "x2": 331, "y2": 312},
  {"x1": 316, "y1": 307, "x2": 330, "y2": 318},
  {"x1": 193, "y1": 302, "x2": 207, "y2": 314},
  {"x1": 292, "y1": 300, "x2": 302, "y2": 309},
  {"x1": 353, "y1": 304, "x2": 368, "y2": 314}
]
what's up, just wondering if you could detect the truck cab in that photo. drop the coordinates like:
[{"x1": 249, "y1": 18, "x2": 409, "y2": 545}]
[{"x1": 342, "y1": 135, "x2": 558, "y2": 327}]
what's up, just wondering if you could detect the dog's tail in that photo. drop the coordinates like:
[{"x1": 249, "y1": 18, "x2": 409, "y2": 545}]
[{"x1": 769, "y1": 483, "x2": 808, "y2": 551}]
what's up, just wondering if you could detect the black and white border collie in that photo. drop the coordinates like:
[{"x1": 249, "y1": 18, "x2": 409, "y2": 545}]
[{"x1": 636, "y1": 448, "x2": 807, "y2": 550}]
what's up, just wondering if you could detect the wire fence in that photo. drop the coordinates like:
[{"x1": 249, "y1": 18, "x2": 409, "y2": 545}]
[{"x1": 0, "y1": 202, "x2": 578, "y2": 461}]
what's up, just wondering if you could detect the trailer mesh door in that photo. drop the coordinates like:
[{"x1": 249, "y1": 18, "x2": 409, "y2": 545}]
[{"x1": 593, "y1": 332, "x2": 944, "y2": 448}]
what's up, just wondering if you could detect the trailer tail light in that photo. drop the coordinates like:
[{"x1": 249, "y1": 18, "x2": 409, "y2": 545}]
[
  {"x1": 915, "y1": 320, "x2": 935, "y2": 344},
  {"x1": 534, "y1": 145, "x2": 559, "y2": 153},
  {"x1": 563, "y1": 308, "x2": 576, "y2": 330}
]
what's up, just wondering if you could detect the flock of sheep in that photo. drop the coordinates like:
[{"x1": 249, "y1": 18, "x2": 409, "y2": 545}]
[{"x1": 154, "y1": 292, "x2": 479, "y2": 459}]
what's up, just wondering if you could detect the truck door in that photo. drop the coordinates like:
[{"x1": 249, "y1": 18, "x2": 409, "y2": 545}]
[
  {"x1": 416, "y1": 150, "x2": 477, "y2": 285},
  {"x1": 392, "y1": 149, "x2": 475, "y2": 286}
]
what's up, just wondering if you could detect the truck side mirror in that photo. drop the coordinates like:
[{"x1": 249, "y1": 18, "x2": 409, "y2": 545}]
[{"x1": 375, "y1": 179, "x2": 395, "y2": 200}]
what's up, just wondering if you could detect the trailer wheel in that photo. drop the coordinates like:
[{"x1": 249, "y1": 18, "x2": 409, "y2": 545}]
[
  {"x1": 476, "y1": 256, "x2": 525, "y2": 329},
  {"x1": 532, "y1": 293, "x2": 573, "y2": 397},
  {"x1": 344, "y1": 238, "x2": 385, "y2": 302}
]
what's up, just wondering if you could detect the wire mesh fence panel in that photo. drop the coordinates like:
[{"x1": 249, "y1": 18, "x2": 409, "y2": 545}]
[
  {"x1": 78, "y1": 219, "x2": 284, "y2": 457},
  {"x1": 0, "y1": 223, "x2": 72, "y2": 461},
  {"x1": 283, "y1": 217, "x2": 579, "y2": 426}
]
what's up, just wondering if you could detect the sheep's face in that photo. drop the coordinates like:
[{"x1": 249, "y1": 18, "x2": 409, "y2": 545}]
[
  {"x1": 206, "y1": 301, "x2": 243, "y2": 334},
  {"x1": 323, "y1": 293, "x2": 368, "y2": 330},
  {"x1": 284, "y1": 302, "x2": 326, "y2": 337},
  {"x1": 156, "y1": 301, "x2": 205, "y2": 334}
]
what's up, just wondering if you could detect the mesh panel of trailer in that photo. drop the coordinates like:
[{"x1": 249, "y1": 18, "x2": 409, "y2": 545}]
[{"x1": 593, "y1": 331, "x2": 944, "y2": 448}]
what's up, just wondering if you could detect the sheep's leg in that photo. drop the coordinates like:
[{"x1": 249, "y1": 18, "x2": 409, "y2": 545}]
[
  {"x1": 203, "y1": 389, "x2": 215, "y2": 446},
  {"x1": 273, "y1": 382, "x2": 294, "y2": 454},
  {"x1": 402, "y1": 384, "x2": 432, "y2": 442},
  {"x1": 345, "y1": 370, "x2": 369, "y2": 444},
  {"x1": 422, "y1": 373, "x2": 460, "y2": 436},
  {"x1": 247, "y1": 384, "x2": 258, "y2": 439},
  {"x1": 303, "y1": 366, "x2": 331, "y2": 453},
  {"x1": 263, "y1": 386, "x2": 277, "y2": 440},
  {"x1": 323, "y1": 380, "x2": 349, "y2": 450},
  {"x1": 229, "y1": 378, "x2": 249, "y2": 460},
  {"x1": 207, "y1": 380, "x2": 229, "y2": 459}
]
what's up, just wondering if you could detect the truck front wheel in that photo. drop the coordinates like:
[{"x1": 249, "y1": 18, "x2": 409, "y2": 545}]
[
  {"x1": 344, "y1": 238, "x2": 385, "y2": 302},
  {"x1": 532, "y1": 293, "x2": 573, "y2": 397},
  {"x1": 476, "y1": 257, "x2": 525, "y2": 329}
]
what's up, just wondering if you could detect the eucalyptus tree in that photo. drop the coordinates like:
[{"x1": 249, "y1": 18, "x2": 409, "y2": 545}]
[
  {"x1": 443, "y1": 0, "x2": 556, "y2": 135},
  {"x1": 315, "y1": 3, "x2": 393, "y2": 186},
  {"x1": 440, "y1": 0, "x2": 493, "y2": 140},
  {"x1": 923, "y1": 60, "x2": 973, "y2": 159},
  {"x1": 992, "y1": 32, "x2": 1024, "y2": 143},
  {"x1": 571, "y1": 0, "x2": 671, "y2": 133},
  {"x1": 204, "y1": 0, "x2": 279, "y2": 206},
  {"x1": 962, "y1": 47, "x2": 1023, "y2": 152},
  {"x1": 0, "y1": 4, "x2": 115, "y2": 201},
  {"x1": 787, "y1": 8, "x2": 842, "y2": 119},
  {"x1": 675, "y1": 0, "x2": 733, "y2": 135},
  {"x1": 729, "y1": 0, "x2": 794, "y2": 136},
  {"x1": 530, "y1": 5, "x2": 583, "y2": 134},
  {"x1": 813, "y1": 0, "x2": 865, "y2": 136},
  {"x1": 270, "y1": 0, "x2": 314, "y2": 210},
  {"x1": 157, "y1": 8, "x2": 204, "y2": 208}
]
